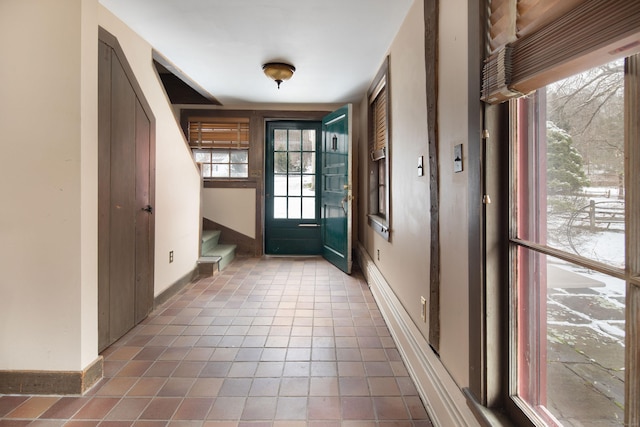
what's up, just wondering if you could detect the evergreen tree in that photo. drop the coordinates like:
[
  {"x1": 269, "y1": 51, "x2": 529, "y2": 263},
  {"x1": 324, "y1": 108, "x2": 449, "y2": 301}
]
[{"x1": 547, "y1": 121, "x2": 589, "y2": 194}]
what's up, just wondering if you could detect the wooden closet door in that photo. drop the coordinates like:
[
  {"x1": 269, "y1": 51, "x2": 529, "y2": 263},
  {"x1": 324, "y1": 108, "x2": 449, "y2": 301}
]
[{"x1": 98, "y1": 35, "x2": 154, "y2": 352}]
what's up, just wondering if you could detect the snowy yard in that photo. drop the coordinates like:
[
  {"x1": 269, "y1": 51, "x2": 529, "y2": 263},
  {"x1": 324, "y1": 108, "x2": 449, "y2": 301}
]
[{"x1": 544, "y1": 189, "x2": 626, "y2": 425}]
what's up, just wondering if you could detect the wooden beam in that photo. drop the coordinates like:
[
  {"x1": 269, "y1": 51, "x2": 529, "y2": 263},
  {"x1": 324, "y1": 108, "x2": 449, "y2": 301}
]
[
  {"x1": 425, "y1": 0, "x2": 440, "y2": 353},
  {"x1": 153, "y1": 50, "x2": 222, "y2": 105}
]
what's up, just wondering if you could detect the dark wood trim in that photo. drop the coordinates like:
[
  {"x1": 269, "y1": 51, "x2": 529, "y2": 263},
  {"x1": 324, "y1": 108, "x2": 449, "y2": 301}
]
[
  {"x1": 180, "y1": 109, "x2": 331, "y2": 134},
  {"x1": 152, "y1": 50, "x2": 221, "y2": 105},
  {"x1": 203, "y1": 180, "x2": 258, "y2": 189},
  {"x1": 424, "y1": 0, "x2": 441, "y2": 353},
  {"x1": 98, "y1": 27, "x2": 155, "y2": 126},
  {"x1": 250, "y1": 114, "x2": 264, "y2": 254},
  {"x1": 480, "y1": 102, "x2": 511, "y2": 412},
  {"x1": 467, "y1": 0, "x2": 485, "y2": 404},
  {"x1": 153, "y1": 267, "x2": 199, "y2": 309},
  {"x1": 464, "y1": 388, "x2": 517, "y2": 427},
  {"x1": 0, "y1": 357, "x2": 103, "y2": 395}
]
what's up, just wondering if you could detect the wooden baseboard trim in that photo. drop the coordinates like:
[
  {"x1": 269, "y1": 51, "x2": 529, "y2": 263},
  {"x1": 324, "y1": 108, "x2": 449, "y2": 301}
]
[
  {"x1": 154, "y1": 267, "x2": 198, "y2": 308},
  {"x1": 355, "y1": 243, "x2": 478, "y2": 427},
  {"x1": 0, "y1": 356, "x2": 103, "y2": 395}
]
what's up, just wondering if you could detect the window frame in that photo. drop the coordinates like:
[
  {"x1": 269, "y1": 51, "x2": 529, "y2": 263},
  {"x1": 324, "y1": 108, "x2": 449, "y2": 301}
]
[
  {"x1": 194, "y1": 147, "x2": 249, "y2": 179},
  {"x1": 187, "y1": 117, "x2": 251, "y2": 181},
  {"x1": 367, "y1": 57, "x2": 391, "y2": 240},
  {"x1": 472, "y1": 2, "x2": 640, "y2": 425},
  {"x1": 502, "y1": 56, "x2": 640, "y2": 426}
]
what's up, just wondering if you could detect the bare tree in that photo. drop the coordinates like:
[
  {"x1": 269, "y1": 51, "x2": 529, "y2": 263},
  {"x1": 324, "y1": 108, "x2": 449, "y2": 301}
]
[{"x1": 547, "y1": 59, "x2": 625, "y2": 186}]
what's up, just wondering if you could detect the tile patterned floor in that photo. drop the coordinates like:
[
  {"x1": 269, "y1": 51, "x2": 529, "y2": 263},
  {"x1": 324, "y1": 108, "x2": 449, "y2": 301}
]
[{"x1": 0, "y1": 257, "x2": 433, "y2": 426}]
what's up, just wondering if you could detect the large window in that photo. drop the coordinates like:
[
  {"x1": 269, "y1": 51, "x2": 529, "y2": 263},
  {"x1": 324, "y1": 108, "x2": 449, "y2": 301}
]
[
  {"x1": 368, "y1": 57, "x2": 390, "y2": 239},
  {"x1": 188, "y1": 118, "x2": 249, "y2": 179},
  {"x1": 511, "y1": 57, "x2": 638, "y2": 426}
]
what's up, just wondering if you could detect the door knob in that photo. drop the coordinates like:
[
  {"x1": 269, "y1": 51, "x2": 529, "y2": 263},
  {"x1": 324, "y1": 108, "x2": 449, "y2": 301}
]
[{"x1": 142, "y1": 205, "x2": 153, "y2": 214}]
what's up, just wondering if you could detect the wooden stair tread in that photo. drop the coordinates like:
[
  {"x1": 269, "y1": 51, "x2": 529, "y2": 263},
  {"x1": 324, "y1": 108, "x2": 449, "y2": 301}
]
[
  {"x1": 203, "y1": 244, "x2": 236, "y2": 257},
  {"x1": 201, "y1": 229, "x2": 221, "y2": 242},
  {"x1": 197, "y1": 255, "x2": 222, "y2": 263}
]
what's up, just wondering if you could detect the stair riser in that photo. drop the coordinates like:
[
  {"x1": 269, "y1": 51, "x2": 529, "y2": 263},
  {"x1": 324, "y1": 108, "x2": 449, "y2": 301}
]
[
  {"x1": 218, "y1": 250, "x2": 235, "y2": 271},
  {"x1": 201, "y1": 230, "x2": 235, "y2": 271}
]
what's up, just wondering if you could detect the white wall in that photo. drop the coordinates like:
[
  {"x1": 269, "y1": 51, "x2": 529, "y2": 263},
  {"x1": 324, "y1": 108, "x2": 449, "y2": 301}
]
[
  {"x1": 0, "y1": 0, "x2": 98, "y2": 371},
  {"x1": 203, "y1": 189, "x2": 256, "y2": 238},
  {"x1": 98, "y1": 6, "x2": 202, "y2": 297}
]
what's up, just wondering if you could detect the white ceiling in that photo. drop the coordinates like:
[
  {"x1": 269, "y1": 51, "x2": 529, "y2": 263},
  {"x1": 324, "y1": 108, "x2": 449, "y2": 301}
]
[{"x1": 98, "y1": 0, "x2": 414, "y2": 106}]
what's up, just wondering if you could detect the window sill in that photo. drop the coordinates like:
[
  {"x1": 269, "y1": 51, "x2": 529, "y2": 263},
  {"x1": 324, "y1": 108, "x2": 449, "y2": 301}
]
[
  {"x1": 368, "y1": 215, "x2": 390, "y2": 241},
  {"x1": 463, "y1": 389, "x2": 518, "y2": 427},
  {"x1": 203, "y1": 179, "x2": 257, "y2": 189}
]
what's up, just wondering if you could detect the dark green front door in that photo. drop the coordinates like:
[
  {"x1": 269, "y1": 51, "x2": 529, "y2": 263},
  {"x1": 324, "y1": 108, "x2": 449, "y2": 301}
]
[
  {"x1": 264, "y1": 106, "x2": 352, "y2": 273},
  {"x1": 265, "y1": 121, "x2": 322, "y2": 255},
  {"x1": 321, "y1": 105, "x2": 352, "y2": 274}
]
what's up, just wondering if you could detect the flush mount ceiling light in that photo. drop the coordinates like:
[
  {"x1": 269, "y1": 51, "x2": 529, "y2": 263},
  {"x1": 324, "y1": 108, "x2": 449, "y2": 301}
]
[{"x1": 262, "y1": 62, "x2": 295, "y2": 89}]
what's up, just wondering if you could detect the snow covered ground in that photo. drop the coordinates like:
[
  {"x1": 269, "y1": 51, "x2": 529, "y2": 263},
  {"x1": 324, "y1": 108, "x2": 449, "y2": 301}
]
[{"x1": 543, "y1": 188, "x2": 626, "y2": 425}]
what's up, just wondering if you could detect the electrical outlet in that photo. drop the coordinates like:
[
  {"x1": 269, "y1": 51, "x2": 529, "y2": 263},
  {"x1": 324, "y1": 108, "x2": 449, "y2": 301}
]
[
  {"x1": 377, "y1": 249, "x2": 380, "y2": 261},
  {"x1": 169, "y1": 251, "x2": 174, "y2": 263},
  {"x1": 420, "y1": 296, "x2": 427, "y2": 322}
]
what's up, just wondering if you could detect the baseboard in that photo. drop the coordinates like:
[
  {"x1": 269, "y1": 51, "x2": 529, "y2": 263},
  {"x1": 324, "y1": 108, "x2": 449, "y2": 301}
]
[
  {"x1": 0, "y1": 356, "x2": 103, "y2": 395},
  {"x1": 355, "y1": 243, "x2": 478, "y2": 427},
  {"x1": 154, "y1": 266, "x2": 198, "y2": 308}
]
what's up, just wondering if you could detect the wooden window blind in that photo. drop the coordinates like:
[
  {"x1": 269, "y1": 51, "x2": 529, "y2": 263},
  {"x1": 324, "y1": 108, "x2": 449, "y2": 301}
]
[
  {"x1": 188, "y1": 118, "x2": 249, "y2": 149},
  {"x1": 482, "y1": 0, "x2": 640, "y2": 104},
  {"x1": 488, "y1": 0, "x2": 517, "y2": 53},
  {"x1": 369, "y1": 77, "x2": 388, "y2": 161}
]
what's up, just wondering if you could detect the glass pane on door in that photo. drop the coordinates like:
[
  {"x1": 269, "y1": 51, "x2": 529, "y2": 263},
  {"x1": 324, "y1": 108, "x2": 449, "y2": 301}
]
[{"x1": 272, "y1": 128, "x2": 317, "y2": 219}]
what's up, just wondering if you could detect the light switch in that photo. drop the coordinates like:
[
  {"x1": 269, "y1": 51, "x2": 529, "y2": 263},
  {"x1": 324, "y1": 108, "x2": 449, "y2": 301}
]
[
  {"x1": 454, "y1": 144, "x2": 463, "y2": 173},
  {"x1": 417, "y1": 156, "x2": 424, "y2": 176}
]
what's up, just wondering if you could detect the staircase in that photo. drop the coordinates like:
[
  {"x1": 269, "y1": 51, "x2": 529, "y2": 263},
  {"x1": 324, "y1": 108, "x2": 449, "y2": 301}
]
[{"x1": 198, "y1": 230, "x2": 236, "y2": 275}]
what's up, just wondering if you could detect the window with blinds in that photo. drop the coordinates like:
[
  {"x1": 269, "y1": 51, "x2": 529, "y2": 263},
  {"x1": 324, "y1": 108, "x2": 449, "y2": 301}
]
[
  {"x1": 188, "y1": 118, "x2": 250, "y2": 178},
  {"x1": 370, "y1": 77, "x2": 388, "y2": 161},
  {"x1": 482, "y1": 0, "x2": 640, "y2": 104},
  {"x1": 368, "y1": 57, "x2": 390, "y2": 240},
  {"x1": 188, "y1": 118, "x2": 249, "y2": 149},
  {"x1": 478, "y1": 1, "x2": 640, "y2": 424}
]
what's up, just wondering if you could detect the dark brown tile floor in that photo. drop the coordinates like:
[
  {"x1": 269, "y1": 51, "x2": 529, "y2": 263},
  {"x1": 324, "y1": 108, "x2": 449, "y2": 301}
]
[{"x1": 0, "y1": 257, "x2": 433, "y2": 426}]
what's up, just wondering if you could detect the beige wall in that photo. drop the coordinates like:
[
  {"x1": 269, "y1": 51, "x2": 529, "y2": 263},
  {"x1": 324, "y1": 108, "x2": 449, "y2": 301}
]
[
  {"x1": 437, "y1": 0, "x2": 470, "y2": 387},
  {"x1": 359, "y1": 0, "x2": 432, "y2": 353},
  {"x1": 0, "y1": 0, "x2": 202, "y2": 372},
  {"x1": 0, "y1": 0, "x2": 98, "y2": 371},
  {"x1": 98, "y1": 6, "x2": 202, "y2": 297},
  {"x1": 80, "y1": 0, "x2": 100, "y2": 371},
  {"x1": 203, "y1": 189, "x2": 256, "y2": 239},
  {"x1": 358, "y1": 0, "x2": 471, "y2": 389}
]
